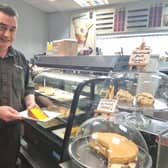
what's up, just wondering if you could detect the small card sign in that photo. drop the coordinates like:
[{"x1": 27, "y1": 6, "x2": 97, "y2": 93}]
[
  {"x1": 96, "y1": 98, "x2": 118, "y2": 113},
  {"x1": 129, "y1": 50, "x2": 151, "y2": 67},
  {"x1": 129, "y1": 42, "x2": 151, "y2": 70}
]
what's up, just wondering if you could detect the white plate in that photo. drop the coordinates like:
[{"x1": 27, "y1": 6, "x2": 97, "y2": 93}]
[{"x1": 20, "y1": 109, "x2": 61, "y2": 122}]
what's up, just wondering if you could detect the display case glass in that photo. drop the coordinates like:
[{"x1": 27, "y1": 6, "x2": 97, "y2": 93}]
[
  {"x1": 24, "y1": 64, "x2": 168, "y2": 166},
  {"x1": 99, "y1": 71, "x2": 168, "y2": 126},
  {"x1": 32, "y1": 70, "x2": 168, "y2": 132}
]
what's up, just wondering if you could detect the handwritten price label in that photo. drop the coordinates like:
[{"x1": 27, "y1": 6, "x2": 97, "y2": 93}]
[{"x1": 97, "y1": 98, "x2": 118, "y2": 113}]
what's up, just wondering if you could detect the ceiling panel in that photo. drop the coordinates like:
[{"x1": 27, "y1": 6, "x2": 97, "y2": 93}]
[
  {"x1": 22, "y1": 0, "x2": 80, "y2": 13},
  {"x1": 23, "y1": 0, "x2": 141, "y2": 13}
]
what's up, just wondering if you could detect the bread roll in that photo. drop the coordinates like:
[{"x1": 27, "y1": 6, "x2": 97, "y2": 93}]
[{"x1": 136, "y1": 92, "x2": 154, "y2": 106}]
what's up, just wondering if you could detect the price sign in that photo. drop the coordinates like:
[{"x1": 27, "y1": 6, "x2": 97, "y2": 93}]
[
  {"x1": 129, "y1": 42, "x2": 151, "y2": 71},
  {"x1": 129, "y1": 51, "x2": 151, "y2": 67},
  {"x1": 96, "y1": 98, "x2": 118, "y2": 113}
]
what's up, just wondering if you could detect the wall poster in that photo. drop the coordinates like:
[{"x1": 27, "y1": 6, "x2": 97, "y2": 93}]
[
  {"x1": 162, "y1": 4, "x2": 168, "y2": 27},
  {"x1": 71, "y1": 11, "x2": 95, "y2": 56}
]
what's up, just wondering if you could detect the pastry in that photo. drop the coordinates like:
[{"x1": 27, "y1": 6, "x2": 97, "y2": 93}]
[
  {"x1": 28, "y1": 107, "x2": 48, "y2": 120},
  {"x1": 116, "y1": 89, "x2": 134, "y2": 103},
  {"x1": 89, "y1": 132, "x2": 138, "y2": 168},
  {"x1": 38, "y1": 86, "x2": 55, "y2": 96},
  {"x1": 47, "y1": 105, "x2": 69, "y2": 118},
  {"x1": 105, "y1": 85, "x2": 115, "y2": 99},
  {"x1": 136, "y1": 92, "x2": 154, "y2": 106},
  {"x1": 71, "y1": 126, "x2": 80, "y2": 136}
]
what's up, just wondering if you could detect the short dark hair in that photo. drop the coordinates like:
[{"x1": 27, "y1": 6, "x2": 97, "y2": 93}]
[{"x1": 0, "y1": 4, "x2": 18, "y2": 17}]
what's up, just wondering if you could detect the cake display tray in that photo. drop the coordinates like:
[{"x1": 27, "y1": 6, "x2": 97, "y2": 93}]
[
  {"x1": 117, "y1": 98, "x2": 168, "y2": 113},
  {"x1": 69, "y1": 136, "x2": 152, "y2": 168}
]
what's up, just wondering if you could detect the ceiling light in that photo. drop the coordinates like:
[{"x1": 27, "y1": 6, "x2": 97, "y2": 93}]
[
  {"x1": 73, "y1": 0, "x2": 109, "y2": 7},
  {"x1": 48, "y1": 0, "x2": 56, "y2": 2}
]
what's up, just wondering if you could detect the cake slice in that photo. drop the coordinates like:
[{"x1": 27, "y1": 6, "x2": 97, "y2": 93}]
[{"x1": 28, "y1": 107, "x2": 48, "y2": 120}]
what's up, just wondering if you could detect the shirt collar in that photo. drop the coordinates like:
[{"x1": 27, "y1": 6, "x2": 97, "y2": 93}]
[{"x1": 6, "y1": 46, "x2": 17, "y2": 57}]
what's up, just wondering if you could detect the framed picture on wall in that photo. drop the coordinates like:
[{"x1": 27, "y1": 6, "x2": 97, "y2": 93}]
[
  {"x1": 70, "y1": 11, "x2": 96, "y2": 56},
  {"x1": 162, "y1": 4, "x2": 168, "y2": 27}
]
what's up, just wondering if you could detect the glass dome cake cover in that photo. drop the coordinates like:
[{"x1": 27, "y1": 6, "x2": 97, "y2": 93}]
[{"x1": 69, "y1": 116, "x2": 152, "y2": 168}]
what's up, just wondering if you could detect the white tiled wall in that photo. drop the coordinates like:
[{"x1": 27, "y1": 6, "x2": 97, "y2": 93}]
[{"x1": 96, "y1": 33, "x2": 168, "y2": 57}]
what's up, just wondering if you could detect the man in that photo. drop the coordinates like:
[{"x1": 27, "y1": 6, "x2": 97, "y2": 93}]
[{"x1": 0, "y1": 4, "x2": 37, "y2": 168}]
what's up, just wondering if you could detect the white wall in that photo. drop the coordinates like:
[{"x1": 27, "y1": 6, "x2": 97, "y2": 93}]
[
  {"x1": 48, "y1": 0, "x2": 168, "y2": 56},
  {"x1": 1, "y1": 0, "x2": 48, "y2": 60},
  {"x1": 48, "y1": 9, "x2": 90, "y2": 41},
  {"x1": 2, "y1": 0, "x2": 168, "y2": 59},
  {"x1": 48, "y1": 11, "x2": 71, "y2": 41},
  {"x1": 96, "y1": 34, "x2": 168, "y2": 57}
]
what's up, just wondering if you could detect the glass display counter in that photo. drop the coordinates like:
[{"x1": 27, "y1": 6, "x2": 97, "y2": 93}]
[
  {"x1": 22, "y1": 55, "x2": 130, "y2": 166},
  {"x1": 22, "y1": 56, "x2": 168, "y2": 168}
]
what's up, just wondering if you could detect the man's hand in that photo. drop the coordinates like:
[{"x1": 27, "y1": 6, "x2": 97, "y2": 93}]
[
  {"x1": 27, "y1": 103, "x2": 39, "y2": 110},
  {"x1": 0, "y1": 106, "x2": 22, "y2": 122},
  {"x1": 24, "y1": 94, "x2": 39, "y2": 110}
]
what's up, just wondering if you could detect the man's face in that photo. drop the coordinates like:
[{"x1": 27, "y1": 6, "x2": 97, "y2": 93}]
[{"x1": 0, "y1": 11, "x2": 17, "y2": 51}]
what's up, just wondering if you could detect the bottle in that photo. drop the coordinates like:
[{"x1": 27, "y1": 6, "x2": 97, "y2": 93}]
[{"x1": 46, "y1": 42, "x2": 53, "y2": 56}]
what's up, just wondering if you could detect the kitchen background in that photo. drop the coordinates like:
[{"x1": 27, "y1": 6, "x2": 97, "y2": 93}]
[{"x1": 1, "y1": 0, "x2": 168, "y2": 60}]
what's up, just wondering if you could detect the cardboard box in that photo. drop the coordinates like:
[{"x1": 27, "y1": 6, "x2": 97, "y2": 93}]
[{"x1": 50, "y1": 39, "x2": 78, "y2": 56}]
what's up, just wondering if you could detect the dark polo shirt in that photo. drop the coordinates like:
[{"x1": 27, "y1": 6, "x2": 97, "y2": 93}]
[{"x1": 0, "y1": 46, "x2": 34, "y2": 126}]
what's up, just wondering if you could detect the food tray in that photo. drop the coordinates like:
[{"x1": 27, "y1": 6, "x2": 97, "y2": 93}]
[
  {"x1": 117, "y1": 98, "x2": 168, "y2": 113},
  {"x1": 37, "y1": 118, "x2": 63, "y2": 128},
  {"x1": 36, "y1": 88, "x2": 86, "y2": 102}
]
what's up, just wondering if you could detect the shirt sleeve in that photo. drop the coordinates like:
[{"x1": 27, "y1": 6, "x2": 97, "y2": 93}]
[
  {"x1": 24, "y1": 68, "x2": 35, "y2": 97},
  {"x1": 12, "y1": 48, "x2": 35, "y2": 97},
  {"x1": 22, "y1": 58, "x2": 35, "y2": 97}
]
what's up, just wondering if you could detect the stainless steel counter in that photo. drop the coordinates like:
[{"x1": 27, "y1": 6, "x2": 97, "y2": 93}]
[{"x1": 59, "y1": 160, "x2": 78, "y2": 168}]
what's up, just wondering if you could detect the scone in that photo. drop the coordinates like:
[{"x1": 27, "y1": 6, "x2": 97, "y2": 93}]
[
  {"x1": 136, "y1": 92, "x2": 154, "y2": 106},
  {"x1": 116, "y1": 89, "x2": 134, "y2": 103},
  {"x1": 89, "y1": 132, "x2": 138, "y2": 168}
]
